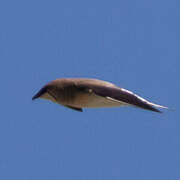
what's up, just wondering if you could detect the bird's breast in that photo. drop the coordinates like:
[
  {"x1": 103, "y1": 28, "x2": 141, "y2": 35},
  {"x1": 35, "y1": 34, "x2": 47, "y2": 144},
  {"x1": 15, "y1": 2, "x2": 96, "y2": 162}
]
[{"x1": 69, "y1": 92, "x2": 127, "y2": 108}]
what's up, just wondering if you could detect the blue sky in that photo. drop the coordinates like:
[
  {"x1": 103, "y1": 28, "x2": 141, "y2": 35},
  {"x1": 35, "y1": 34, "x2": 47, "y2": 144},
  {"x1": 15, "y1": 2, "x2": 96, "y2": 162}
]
[{"x1": 0, "y1": 0, "x2": 179, "y2": 179}]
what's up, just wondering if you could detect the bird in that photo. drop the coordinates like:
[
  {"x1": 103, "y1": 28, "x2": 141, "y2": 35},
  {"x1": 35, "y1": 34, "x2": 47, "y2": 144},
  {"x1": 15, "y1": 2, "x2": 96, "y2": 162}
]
[{"x1": 32, "y1": 78, "x2": 168, "y2": 113}]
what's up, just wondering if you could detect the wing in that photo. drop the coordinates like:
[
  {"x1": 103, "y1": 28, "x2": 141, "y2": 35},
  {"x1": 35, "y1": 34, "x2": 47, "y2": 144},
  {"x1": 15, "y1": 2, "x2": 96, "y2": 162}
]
[{"x1": 76, "y1": 83, "x2": 165, "y2": 113}]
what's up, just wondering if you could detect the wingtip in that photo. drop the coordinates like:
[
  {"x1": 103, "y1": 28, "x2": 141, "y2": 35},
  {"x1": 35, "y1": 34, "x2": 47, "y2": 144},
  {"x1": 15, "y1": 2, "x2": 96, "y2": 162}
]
[
  {"x1": 147, "y1": 106, "x2": 162, "y2": 113},
  {"x1": 148, "y1": 102, "x2": 169, "y2": 111}
]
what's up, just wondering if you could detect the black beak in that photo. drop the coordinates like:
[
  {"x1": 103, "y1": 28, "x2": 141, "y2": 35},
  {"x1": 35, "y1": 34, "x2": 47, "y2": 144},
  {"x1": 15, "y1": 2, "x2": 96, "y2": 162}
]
[{"x1": 32, "y1": 87, "x2": 47, "y2": 100}]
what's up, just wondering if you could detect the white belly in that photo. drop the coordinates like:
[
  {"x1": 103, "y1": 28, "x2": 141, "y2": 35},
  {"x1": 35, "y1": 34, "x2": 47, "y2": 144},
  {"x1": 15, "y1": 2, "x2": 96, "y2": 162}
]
[{"x1": 70, "y1": 93, "x2": 128, "y2": 108}]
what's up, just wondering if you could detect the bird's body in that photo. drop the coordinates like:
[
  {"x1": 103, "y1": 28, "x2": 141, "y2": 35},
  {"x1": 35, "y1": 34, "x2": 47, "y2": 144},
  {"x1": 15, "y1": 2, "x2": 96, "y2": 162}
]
[{"x1": 32, "y1": 78, "x2": 168, "y2": 112}]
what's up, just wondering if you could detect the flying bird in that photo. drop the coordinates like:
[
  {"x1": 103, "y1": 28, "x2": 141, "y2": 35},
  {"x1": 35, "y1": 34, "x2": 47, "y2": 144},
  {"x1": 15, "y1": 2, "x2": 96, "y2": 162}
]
[{"x1": 32, "y1": 78, "x2": 168, "y2": 112}]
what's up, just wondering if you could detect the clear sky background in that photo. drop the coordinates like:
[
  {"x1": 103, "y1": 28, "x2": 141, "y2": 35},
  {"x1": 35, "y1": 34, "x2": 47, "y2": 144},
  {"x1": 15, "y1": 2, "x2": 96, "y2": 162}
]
[{"x1": 0, "y1": 0, "x2": 179, "y2": 179}]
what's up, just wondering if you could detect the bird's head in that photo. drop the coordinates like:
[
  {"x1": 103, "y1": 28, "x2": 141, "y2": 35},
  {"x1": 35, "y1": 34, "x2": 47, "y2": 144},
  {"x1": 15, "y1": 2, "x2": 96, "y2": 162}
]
[{"x1": 32, "y1": 83, "x2": 58, "y2": 103}]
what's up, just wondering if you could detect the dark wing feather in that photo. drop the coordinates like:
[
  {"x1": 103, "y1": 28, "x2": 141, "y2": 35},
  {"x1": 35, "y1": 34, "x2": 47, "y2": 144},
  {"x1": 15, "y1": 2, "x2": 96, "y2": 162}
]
[{"x1": 76, "y1": 83, "x2": 161, "y2": 113}]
